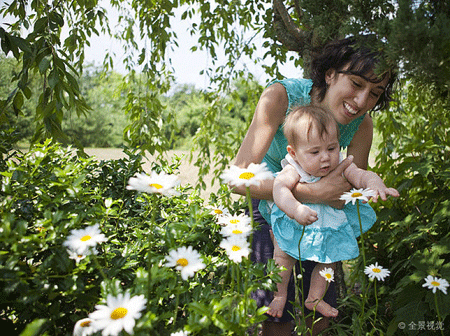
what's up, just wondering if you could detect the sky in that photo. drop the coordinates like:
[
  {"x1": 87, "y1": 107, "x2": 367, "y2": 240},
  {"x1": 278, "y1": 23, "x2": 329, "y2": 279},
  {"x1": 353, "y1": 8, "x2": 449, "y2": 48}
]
[{"x1": 82, "y1": 3, "x2": 302, "y2": 90}]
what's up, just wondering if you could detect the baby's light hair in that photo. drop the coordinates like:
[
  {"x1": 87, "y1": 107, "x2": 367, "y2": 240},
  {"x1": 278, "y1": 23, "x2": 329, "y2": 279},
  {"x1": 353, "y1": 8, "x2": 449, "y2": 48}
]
[{"x1": 283, "y1": 105, "x2": 340, "y2": 147}]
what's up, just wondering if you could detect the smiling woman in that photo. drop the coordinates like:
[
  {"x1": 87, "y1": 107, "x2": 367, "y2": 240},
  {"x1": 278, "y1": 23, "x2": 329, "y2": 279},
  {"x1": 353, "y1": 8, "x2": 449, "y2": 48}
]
[{"x1": 230, "y1": 35, "x2": 398, "y2": 336}]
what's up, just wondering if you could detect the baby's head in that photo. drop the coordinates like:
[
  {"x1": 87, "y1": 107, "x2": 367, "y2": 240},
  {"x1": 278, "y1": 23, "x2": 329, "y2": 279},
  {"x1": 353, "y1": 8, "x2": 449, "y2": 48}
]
[{"x1": 283, "y1": 105, "x2": 341, "y2": 177}]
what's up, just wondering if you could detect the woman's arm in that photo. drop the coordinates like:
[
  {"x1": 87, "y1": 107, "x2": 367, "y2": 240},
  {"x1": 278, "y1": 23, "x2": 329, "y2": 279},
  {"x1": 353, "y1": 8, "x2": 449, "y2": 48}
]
[
  {"x1": 347, "y1": 114, "x2": 373, "y2": 170},
  {"x1": 232, "y1": 83, "x2": 288, "y2": 199}
]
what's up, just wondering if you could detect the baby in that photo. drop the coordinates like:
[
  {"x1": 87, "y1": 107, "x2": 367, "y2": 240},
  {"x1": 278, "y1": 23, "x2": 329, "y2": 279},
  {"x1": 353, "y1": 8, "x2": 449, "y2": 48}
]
[{"x1": 267, "y1": 105, "x2": 399, "y2": 318}]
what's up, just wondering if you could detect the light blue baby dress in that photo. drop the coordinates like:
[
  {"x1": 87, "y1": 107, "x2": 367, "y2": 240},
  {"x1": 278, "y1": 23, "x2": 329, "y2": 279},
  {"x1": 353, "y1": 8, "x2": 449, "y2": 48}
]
[{"x1": 270, "y1": 154, "x2": 376, "y2": 263}]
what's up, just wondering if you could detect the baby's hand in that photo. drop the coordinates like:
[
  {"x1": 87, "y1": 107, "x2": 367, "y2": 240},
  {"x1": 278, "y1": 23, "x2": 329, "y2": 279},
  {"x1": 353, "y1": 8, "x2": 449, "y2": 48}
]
[
  {"x1": 294, "y1": 204, "x2": 318, "y2": 225},
  {"x1": 370, "y1": 187, "x2": 400, "y2": 203}
]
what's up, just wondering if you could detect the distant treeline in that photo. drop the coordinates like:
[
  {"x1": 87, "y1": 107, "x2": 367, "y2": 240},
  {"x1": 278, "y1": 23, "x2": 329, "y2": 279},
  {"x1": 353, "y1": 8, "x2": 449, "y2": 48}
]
[{"x1": 0, "y1": 56, "x2": 262, "y2": 149}]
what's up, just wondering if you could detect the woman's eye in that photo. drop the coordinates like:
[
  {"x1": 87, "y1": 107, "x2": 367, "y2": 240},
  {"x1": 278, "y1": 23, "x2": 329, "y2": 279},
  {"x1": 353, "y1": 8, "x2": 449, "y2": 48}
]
[
  {"x1": 352, "y1": 80, "x2": 362, "y2": 87},
  {"x1": 370, "y1": 91, "x2": 381, "y2": 98}
]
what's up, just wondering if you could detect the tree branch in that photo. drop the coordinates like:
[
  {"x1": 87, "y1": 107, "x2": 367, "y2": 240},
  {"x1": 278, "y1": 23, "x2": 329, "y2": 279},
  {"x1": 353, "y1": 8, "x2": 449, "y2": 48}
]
[{"x1": 272, "y1": 0, "x2": 311, "y2": 54}]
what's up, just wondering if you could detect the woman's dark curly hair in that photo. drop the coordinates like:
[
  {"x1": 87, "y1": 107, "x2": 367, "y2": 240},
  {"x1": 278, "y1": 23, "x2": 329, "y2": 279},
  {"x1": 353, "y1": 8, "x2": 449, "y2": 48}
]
[{"x1": 310, "y1": 36, "x2": 397, "y2": 111}]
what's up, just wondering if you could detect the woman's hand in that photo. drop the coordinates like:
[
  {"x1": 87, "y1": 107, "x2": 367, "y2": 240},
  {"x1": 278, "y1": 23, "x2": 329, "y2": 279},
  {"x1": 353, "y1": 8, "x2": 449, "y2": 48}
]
[{"x1": 293, "y1": 156, "x2": 354, "y2": 209}]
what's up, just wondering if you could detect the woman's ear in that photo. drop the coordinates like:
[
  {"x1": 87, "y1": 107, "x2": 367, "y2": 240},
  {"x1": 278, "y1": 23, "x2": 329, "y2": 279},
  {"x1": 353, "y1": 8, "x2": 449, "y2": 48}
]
[{"x1": 325, "y1": 68, "x2": 337, "y2": 85}]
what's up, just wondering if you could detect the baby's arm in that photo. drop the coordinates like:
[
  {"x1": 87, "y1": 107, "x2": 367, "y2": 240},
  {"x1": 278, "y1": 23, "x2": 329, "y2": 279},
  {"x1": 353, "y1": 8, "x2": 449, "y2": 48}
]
[
  {"x1": 343, "y1": 156, "x2": 400, "y2": 202},
  {"x1": 273, "y1": 165, "x2": 318, "y2": 225}
]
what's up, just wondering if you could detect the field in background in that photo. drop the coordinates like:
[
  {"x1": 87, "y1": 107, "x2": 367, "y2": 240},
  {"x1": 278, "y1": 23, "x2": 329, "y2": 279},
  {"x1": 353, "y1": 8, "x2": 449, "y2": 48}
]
[
  {"x1": 84, "y1": 146, "x2": 380, "y2": 200},
  {"x1": 84, "y1": 148, "x2": 221, "y2": 198}
]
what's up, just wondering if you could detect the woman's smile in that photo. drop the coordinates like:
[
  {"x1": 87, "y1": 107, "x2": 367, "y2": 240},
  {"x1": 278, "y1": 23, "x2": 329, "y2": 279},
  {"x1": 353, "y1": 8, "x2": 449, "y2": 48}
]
[{"x1": 343, "y1": 102, "x2": 359, "y2": 115}]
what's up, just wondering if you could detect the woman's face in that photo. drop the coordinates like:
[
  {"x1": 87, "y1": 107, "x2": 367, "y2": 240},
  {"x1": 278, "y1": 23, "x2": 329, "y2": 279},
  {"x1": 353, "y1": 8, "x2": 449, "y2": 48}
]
[{"x1": 317, "y1": 67, "x2": 390, "y2": 125}]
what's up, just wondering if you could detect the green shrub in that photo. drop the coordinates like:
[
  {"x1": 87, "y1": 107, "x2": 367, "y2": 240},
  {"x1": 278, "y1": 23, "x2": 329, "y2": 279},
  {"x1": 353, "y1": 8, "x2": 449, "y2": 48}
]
[
  {"x1": 0, "y1": 140, "x2": 279, "y2": 335},
  {"x1": 333, "y1": 82, "x2": 450, "y2": 335}
]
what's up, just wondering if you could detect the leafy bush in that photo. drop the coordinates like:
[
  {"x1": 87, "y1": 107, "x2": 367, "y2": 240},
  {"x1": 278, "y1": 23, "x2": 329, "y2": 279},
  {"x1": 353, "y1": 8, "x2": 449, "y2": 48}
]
[
  {"x1": 0, "y1": 140, "x2": 281, "y2": 335},
  {"x1": 2, "y1": 81, "x2": 450, "y2": 336},
  {"x1": 331, "y1": 82, "x2": 450, "y2": 335}
]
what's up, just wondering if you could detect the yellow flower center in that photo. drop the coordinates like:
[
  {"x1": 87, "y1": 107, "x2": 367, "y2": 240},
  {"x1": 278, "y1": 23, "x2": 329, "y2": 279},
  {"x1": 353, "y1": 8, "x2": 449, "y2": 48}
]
[
  {"x1": 351, "y1": 192, "x2": 363, "y2": 198},
  {"x1": 232, "y1": 230, "x2": 243, "y2": 234},
  {"x1": 231, "y1": 245, "x2": 241, "y2": 251},
  {"x1": 431, "y1": 281, "x2": 440, "y2": 287},
  {"x1": 177, "y1": 258, "x2": 189, "y2": 267},
  {"x1": 239, "y1": 172, "x2": 255, "y2": 180},
  {"x1": 80, "y1": 320, "x2": 91, "y2": 327},
  {"x1": 110, "y1": 307, "x2": 128, "y2": 320},
  {"x1": 373, "y1": 268, "x2": 381, "y2": 273},
  {"x1": 149, "y1": 183, "x2": 163, "y2": 189},
  {"x1": 214, "y1": 209, "x2": 223, "y2": 214},
  {"x1": 230, "y1": 219, "x2": 240, "y2": 224},
  {"x1": 80, "y1": 235, "x2": 92, "y2": 242},
  {"x1": 325, "y1": 274, "x2": 332, "y2": 279}
]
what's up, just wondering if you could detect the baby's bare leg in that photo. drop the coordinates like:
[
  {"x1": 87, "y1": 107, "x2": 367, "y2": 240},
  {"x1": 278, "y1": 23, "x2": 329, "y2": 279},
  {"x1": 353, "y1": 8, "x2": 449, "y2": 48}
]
[
  {"x1": 267, "y1": 237, "x2": 297, "y2": 318},
  {"x1": 305, "y1": 262, "x2": 339, "y2": 318}
]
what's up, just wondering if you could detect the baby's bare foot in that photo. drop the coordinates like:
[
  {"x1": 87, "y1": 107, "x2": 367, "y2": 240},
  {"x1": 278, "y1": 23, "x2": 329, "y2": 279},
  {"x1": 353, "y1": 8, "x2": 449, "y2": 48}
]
[
  {"x1": 267, "y1": 295, "x2": 287, "y2": 318},
  {"x1": 305, "y1": 298, "x2": 338, "y2": 318}
]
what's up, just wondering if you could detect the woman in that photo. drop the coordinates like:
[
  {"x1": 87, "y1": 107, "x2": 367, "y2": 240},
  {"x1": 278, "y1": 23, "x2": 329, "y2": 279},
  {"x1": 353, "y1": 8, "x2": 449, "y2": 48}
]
[{"x1": 231, "y1": 36, "x2": 396, "y2": 336}]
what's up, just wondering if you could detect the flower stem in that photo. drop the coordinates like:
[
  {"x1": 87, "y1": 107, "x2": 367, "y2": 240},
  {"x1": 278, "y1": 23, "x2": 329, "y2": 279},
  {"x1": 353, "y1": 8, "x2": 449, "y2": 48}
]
[
  {"x1": 434, "y1": 293, "x2": 444, "y2": 336},
  {"x1": 244, "y1": 187, "x2": 253, "y2": 320},
  {"x1": 174, "y1": 291, "x2": 180, "y2": 326},
  {"x1": 373, "y1": 280, "x2": 378, "y2": 327},
  {"x1": 246, "y1": 188, "x2": 255, "y2": 231},
  {"x1": 230, "y1": 260, "x2": 235, "y2": 292},
  {"x1": 297, "y1": 225, "x2": 308, "y2": 334},
  {"x1": 147, "y1": 195, "x2": 157, "y2": 310},
  {"x1": 356, "y1": 201, "x2": 366, "y2": 267},
  {"x1": 357, "y1": 201, "x2": 368, "y2": 323},
  {"x1": 91, "y1": 254, "x2": 113, "y2": 294}
]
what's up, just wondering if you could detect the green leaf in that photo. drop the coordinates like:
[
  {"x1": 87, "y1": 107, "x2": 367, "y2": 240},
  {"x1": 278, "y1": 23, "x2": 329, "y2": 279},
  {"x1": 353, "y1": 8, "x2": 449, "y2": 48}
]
[
  {"x1": 19, "y1": 319, "x2": 47, "y2": 336},
  {"x1": 34, "y1": 17, "x2": 48, "y2": 33},
  {"x1": 38, "y1": 55, "x2": 52, "y2": 74}
]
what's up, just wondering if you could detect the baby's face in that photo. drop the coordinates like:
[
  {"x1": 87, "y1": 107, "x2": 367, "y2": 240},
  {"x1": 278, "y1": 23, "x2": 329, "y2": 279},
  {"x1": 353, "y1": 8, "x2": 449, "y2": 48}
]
[{"x1": 289, "y1": 123, "x2": 340, "y2": 177}]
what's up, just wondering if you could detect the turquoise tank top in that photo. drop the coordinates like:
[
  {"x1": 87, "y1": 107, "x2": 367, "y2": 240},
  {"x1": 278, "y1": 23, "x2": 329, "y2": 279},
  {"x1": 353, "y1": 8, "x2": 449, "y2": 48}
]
[{"x1": 259, "y1": 78, "x2": 367, "y2": 223}]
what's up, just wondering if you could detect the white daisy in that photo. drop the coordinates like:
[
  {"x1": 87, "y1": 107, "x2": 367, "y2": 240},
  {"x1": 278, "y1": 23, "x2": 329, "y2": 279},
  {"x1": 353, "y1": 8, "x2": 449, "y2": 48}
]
[
  {"x1": 165, "y1": 246, "x2": 206, "y2": 280},
  {"x1": 319, "y1": 268, "x2": 335, "y2": 283},
  {"x1": 220, "y1": 163, "x2": 273, "y2": 188},
  {"x1": 171, "y1": 331, "x2": 189, "y2": 336},
  {"x1": 207, "y1": 204, "x2": 230, "y2": 217},
  {"x1": 220, "y1": 236, "x2": 251, "y2": 263},
  {"x1": 73, "y1": 318, "x2": 95, "y2": 336},
  {"x1": 220, "y1": 221, "x2": 252, "y2": 238},
  {"x1": 89, "y1": 292, "x2": 147, "y2": 336},
  {"x1": 63, "y1": 224, "x2": 107, "y2": 255},
  {"x1": 217, "y1": 213, "x2": 251, "y2": 227},
  {"x1": 340, "y1": 188, "x2": 376, "y2": 205},
  {"x1": 364, "y1": 262, "x2": 390, "y2": 281},
  {"x1": 422, "y1": 275, "x2": 449, "y2": 294},
  {"x1": 126, "y1": 171, "x2": 180, "y2": 196},
  {"x1": 67, "y1": 249, "x2": 88, "y2": 263}
]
